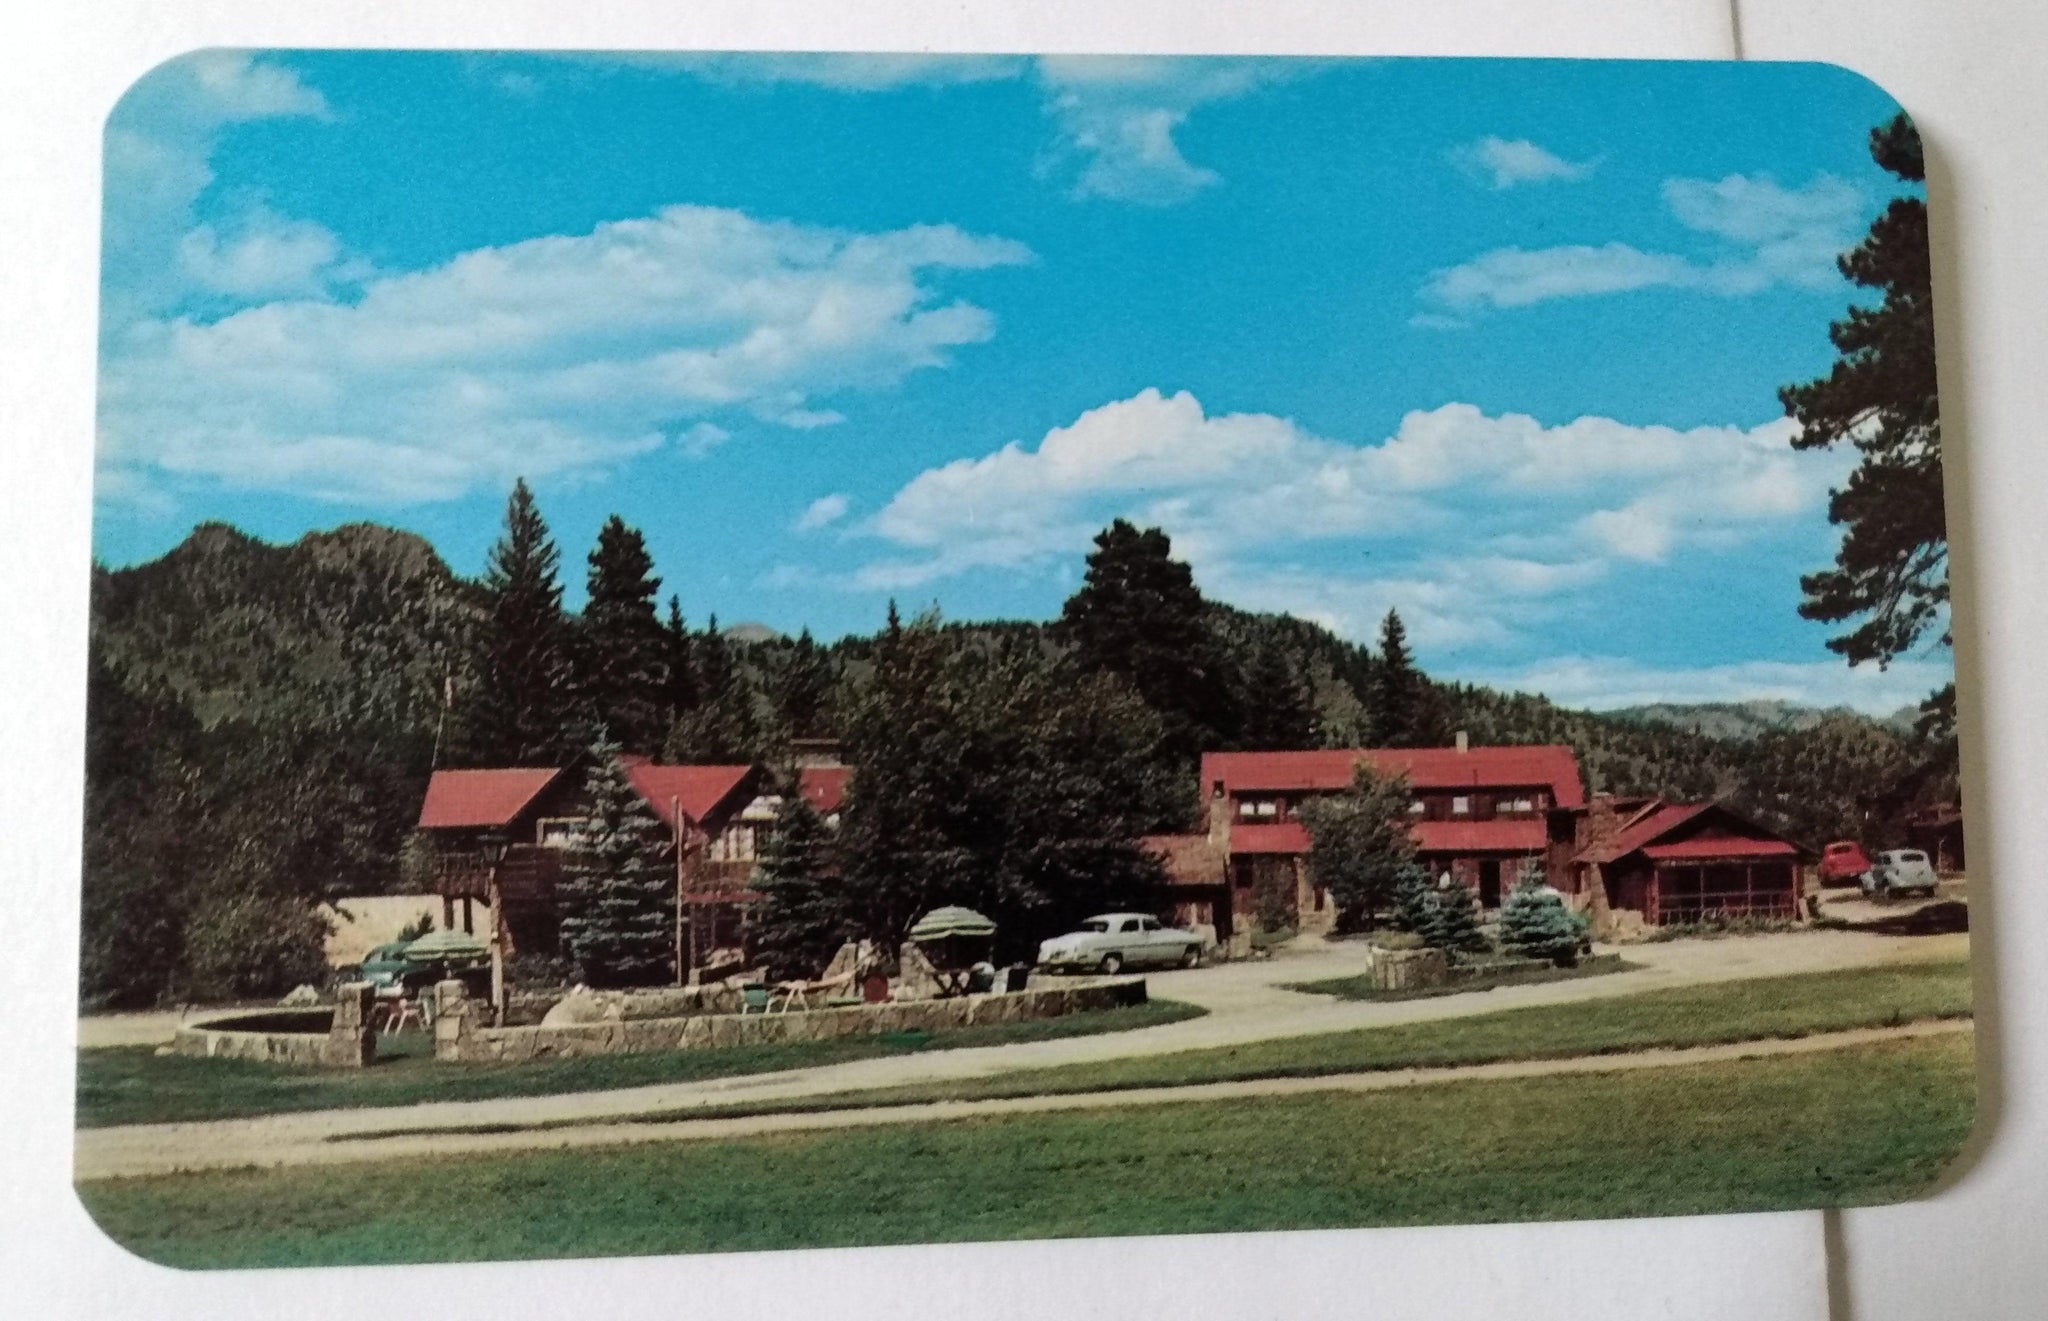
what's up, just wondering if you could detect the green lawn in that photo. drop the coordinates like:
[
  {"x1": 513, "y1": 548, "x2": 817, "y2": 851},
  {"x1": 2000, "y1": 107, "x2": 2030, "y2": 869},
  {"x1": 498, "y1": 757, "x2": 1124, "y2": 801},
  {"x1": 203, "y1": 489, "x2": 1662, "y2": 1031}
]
[
  {"x1": 75, "y1": 1000, "x2": 1208, "y2": 1128},
  {"x1": 626, "y1": 959, "x2": 1973, "y2": 1122},
  {"x1": 77, "y1": 1032, "x2": 1976, "y2": 1269}
]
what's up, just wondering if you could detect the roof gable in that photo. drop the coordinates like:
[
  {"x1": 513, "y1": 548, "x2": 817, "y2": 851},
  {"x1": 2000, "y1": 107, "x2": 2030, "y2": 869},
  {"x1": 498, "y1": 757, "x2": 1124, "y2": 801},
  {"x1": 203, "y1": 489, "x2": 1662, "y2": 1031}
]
[
  {"x1": 417, "y1": 768, "x2": 565, "y2": 829},
  {"x1": 1577, "y1": 799, "x2": 1806, "y2": 866},
  {"x1": 622, "y1": 762, "x2": 758, "y2": 830}
]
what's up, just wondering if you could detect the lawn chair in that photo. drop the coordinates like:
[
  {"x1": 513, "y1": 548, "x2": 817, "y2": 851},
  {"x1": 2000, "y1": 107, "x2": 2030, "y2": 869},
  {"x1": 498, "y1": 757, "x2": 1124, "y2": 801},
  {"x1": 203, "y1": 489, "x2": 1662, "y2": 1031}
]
[
  {"x1": 738, "y1": 983, "x2": 772, "y2": 1015},
  {"x1": 379, "y1": 994, "x2": 424, "y2": 1035},
  {"x1": 771, "y1": 967, "x2": 857, "y2": 1013}
]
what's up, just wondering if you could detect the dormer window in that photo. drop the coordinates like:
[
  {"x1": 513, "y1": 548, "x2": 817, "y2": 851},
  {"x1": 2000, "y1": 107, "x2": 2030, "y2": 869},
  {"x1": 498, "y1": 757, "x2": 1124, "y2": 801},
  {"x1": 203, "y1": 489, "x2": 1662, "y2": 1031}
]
[{"x1": 1452, "y1": 796, "x2": 1471, "y2": 816}]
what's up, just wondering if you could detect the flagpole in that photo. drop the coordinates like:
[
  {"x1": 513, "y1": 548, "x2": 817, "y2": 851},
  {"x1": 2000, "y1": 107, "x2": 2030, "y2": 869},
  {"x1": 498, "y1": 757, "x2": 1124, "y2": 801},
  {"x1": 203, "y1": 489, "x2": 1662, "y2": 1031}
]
[{"x1": 673, "y1": 794, "x2": 684, "y2": 986}]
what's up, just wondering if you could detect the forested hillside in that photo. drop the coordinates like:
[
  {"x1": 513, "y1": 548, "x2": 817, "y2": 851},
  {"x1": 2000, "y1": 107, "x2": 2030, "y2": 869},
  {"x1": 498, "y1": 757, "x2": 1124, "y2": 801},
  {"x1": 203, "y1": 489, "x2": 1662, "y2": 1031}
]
[{"x1": 82, "y1": 508, "x2": 1956, "y2": 1005}]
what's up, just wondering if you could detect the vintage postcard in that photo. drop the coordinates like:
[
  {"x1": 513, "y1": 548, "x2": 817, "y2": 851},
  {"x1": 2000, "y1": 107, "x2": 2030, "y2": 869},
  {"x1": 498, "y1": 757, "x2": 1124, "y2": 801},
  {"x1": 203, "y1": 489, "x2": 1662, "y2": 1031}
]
[{"x1": 77, "y1": 51, "x2": 1971, "y2": 1269}]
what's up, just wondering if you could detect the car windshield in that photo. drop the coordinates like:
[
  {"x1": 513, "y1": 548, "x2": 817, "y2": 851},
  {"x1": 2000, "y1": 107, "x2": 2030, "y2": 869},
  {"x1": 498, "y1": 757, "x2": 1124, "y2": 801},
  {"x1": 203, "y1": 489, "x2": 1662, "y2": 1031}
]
[
  {"x1": 1078, "y1": 920, "x2": 1109, "y2": 933},
  {"x1": 1897, "y1": 851, "x2": 1928, "y2": 863}
]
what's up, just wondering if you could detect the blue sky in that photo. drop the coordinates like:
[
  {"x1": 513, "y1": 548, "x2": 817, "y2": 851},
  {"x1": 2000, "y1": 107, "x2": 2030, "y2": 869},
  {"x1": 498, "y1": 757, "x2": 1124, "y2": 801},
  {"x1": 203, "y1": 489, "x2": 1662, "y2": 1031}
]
[{"x1": 93, "y1": 51, "x2": 1948, "y2": 713}]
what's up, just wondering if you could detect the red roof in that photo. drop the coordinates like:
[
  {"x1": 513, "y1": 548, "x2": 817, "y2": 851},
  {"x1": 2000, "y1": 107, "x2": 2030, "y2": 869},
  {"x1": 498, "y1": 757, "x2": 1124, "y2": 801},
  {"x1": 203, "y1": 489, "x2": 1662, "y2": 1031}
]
[
  {"x1": 1412, "y1": 819, "x2": 1548, "y2": 854},
  {"x1": 1579, "y1": 802, "x2": 1710, "y2": 865},
  {"x1": 1201, "y1": 745, "x2": 1584, "y2": 809},
  {"x1": 417, "y1": 768, "x2": 564, "y2": 829},
  {"x1": 798, "y1": 766, "x2": 850, "y2": 816},
  {"x1": 1230, "y1": 822, "x2": 1312, "y2": 855},
  {"x1": 622, "y1": 763, "x2": 757, "y2": 830},
  {"x1": 1643, "y1": 837, "x2": 1799, "y2": 861}
]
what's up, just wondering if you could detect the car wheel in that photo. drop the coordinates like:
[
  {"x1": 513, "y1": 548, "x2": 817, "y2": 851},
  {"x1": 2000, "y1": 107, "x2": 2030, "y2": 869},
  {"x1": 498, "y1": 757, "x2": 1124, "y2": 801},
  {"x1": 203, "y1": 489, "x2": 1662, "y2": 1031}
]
[
  {"x1": 1179, "y1": 945, "x2": 1201, "y2": 969},
  {"x1": 1099, "y1": 952, "x2": 1124, "y2": 976}
]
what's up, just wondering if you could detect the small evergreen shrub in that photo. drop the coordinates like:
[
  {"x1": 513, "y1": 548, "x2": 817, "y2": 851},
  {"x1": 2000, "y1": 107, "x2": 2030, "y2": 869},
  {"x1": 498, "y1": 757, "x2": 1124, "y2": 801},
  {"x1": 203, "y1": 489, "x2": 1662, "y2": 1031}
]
[{"x1": 1497, "y1": 860, "x2": 1582, "y2": 966}]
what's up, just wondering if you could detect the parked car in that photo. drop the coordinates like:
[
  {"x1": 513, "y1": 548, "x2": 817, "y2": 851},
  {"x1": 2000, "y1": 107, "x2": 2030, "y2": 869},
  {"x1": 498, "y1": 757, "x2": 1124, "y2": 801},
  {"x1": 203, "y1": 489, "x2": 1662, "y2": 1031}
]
[
  {"x1": 1037, "y1": 913, "x2": 1203, "y2": 974},
  {"x1": 1819, "y1": 840, "x2": 1875, "y2": 887},
  {"x1": 356, "y1": 941, "x2": 418, "y2": 990},
  {"x1": 1862, "y1": 848, "x2": 1940, "y2": 899}
]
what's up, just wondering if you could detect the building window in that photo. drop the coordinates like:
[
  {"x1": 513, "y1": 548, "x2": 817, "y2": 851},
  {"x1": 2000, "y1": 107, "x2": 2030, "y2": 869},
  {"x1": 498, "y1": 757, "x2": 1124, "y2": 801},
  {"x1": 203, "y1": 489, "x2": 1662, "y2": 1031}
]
[
  {"x1": 536, "y1": 817, "x2": 588, "y2": 848},
  {"x1": 1452, "y1": 796, "x2": 1470, "y2": 816},
  {"x1": 1409, "y1": 800, "x2": 1425, "y2": 816},
  {"x1": 1237, "y1": 798, "x2": 1279, "y2": 820}
]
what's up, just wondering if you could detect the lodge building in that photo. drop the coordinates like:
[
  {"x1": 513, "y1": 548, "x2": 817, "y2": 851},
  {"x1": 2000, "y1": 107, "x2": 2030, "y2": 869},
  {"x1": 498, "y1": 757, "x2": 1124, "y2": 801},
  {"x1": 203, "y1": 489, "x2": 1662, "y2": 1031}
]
[
  {"x1": 414, "y1": 749, "x2": 847, "y2": 967},
  {"x1": 1147, "y1": 737, "x2": 1813, "y2": 941}
]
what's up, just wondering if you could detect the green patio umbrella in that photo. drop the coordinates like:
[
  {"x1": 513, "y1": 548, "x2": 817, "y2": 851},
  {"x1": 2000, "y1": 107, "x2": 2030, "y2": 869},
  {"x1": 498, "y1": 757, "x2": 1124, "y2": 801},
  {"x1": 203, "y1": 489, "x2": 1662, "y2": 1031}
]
[
  {"x1": 404, "y1": 928, "x2": 490, "y2": 965},
  {"x1": 907, "y1": 906, "x2": 997, "y2": 941}
]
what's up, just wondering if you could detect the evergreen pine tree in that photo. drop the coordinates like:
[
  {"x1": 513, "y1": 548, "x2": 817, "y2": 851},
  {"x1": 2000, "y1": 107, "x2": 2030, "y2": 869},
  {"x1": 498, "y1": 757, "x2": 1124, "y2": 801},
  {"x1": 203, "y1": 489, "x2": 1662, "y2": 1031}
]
[
  {"x1": 661, "y1": 596, "x2": 698, "y2": 726},
  {"x1": 1422, "y1": 872, "x2": 1490, "y2": 961},
  {"x1": 750, "y1": 792, "x2": 848, "y2": 981},
  {"x1": 468, "y1": 479, "x2": 573, "y2": 765},
  {"x1": 1368, "y1": 609, "x2": 1427, "y2": 747},
  {"x1": 664, "y1": 615, "x2": 762, "y2": 762},
  {"x1": 770, "y1": 627, "x2": 832, "y2": 742},
  {"x1": 1055, "y1": 519, "x2": 1239, "y2": 760},
  {"x1": 558, "y1": 733, "x2": 676, "y2": 986},
  {"x1": 1497, "y1": 860, "x2": 1582, "y2": 966},
  {"x1": 1236, "y1": 634, "x2": 1318, "y2": 750},
  {"x1": 579, "y1": 516, "x2": 668, "y2": 754},
  {"x1": 1389, "y1": 861, "x2": 1438, "y2": 934}
]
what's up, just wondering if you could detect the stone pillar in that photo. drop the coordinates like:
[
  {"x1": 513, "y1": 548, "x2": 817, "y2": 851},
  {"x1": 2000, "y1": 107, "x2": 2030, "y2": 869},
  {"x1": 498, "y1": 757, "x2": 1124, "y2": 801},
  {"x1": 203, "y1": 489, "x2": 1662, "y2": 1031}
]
[
  {"x1": 325, "y1": 981, "x2": 376, "y2": 1067},
  {"x1": 433, "y1": 978, "x2": 473, "y2": 1062}
]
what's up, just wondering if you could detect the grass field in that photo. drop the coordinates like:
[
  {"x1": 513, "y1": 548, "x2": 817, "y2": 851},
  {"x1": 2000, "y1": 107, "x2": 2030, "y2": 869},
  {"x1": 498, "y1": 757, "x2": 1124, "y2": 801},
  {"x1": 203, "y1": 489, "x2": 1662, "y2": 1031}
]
[
  {"x1": 75, "y1": 1000, "x2": 1207, "y2": 1128},
  {"x1": 76, "y1": 1032, "x2": 1976, "y2": 1269},
  {"x1": 586, "y1": 959, "x2": 1973, "y2": 1124}
]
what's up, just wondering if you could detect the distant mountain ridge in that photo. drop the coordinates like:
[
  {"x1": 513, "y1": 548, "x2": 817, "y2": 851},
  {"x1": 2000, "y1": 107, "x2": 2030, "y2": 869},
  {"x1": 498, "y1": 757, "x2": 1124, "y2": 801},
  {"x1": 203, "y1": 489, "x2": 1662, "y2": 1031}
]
[{"x1": 1602, "y1": 699, "x2": 1918, "y2": 741}]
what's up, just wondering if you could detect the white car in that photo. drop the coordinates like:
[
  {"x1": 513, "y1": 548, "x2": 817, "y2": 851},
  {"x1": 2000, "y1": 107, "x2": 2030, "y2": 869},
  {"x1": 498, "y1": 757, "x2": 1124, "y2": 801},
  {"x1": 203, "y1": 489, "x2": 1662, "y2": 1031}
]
[
  {"x1": 1862, "y1": 848, "x2": 1940, "y2": 898},
  {"x1": 1037, "y1": 913, "x2": 1203, "y2": 975}
]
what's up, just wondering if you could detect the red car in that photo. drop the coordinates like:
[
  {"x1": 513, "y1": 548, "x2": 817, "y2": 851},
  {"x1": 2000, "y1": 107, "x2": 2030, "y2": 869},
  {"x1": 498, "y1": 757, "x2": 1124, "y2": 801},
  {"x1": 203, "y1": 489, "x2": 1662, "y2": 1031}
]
[{"x1": 1820, "y1": 840, "x2": 1874, "y2": 886}]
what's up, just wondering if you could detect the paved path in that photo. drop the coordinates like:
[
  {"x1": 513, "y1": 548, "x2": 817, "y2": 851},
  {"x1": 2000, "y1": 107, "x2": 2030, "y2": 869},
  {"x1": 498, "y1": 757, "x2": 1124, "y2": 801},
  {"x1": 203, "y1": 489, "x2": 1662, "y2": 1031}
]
[
  {"x1": 76, "y1": 1019, "x2": 1971, "y2": 1180},
  {"x1": 74, "y1": 928, "x2": 1966, "y2": 1182}
]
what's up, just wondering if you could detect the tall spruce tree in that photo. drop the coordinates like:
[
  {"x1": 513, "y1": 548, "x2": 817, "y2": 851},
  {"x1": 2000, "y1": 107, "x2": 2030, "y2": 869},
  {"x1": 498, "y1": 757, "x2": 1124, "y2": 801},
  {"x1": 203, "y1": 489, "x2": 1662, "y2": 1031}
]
[
  {"x1": 578, "y1": 516, "x2": 668, "y2": 754},
  {"x1": 1780, "y1": 113, "x2": 1950, "y2": 733},
  {"x1": 469, "y1": 479, "x2": 573, "y2": 765},
  {"x1": 1056, "y1": 519, "x2": 1239, "y2": 760},
  {"x1": 661, "y1": 596, "x2": 698, "y2": 728},
  {"x1": 749, "y1": 792, "x2": 847, "y2": 981},
  {"x1": 558, "y1": 733, "x2": 675, "y2": 986},
  {"x1": 1368, "y1": 609, "x2": 1436, "y2": 747}
]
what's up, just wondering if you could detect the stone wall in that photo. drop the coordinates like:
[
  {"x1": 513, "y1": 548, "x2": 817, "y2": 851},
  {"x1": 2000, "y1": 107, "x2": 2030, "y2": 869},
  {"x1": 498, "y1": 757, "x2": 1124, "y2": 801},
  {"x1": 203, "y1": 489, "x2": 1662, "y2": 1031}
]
[
  {"x1": 170, "y1": 983, "x2": 376, "y2": 1068},
  {"x1": 433, "y1": 976, "x2": 1148, "y2": 1064}
]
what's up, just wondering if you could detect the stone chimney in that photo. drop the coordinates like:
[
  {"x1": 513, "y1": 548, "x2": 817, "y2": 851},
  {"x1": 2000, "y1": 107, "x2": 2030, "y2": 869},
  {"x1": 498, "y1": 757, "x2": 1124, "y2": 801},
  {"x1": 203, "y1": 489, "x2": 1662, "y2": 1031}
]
[
  {"x1": 1207, "y1": 776, "x2": 1232, "y2": 847},
  {"x1": 1455, "y1": 730, "x2": 1469, "y2": 754}
]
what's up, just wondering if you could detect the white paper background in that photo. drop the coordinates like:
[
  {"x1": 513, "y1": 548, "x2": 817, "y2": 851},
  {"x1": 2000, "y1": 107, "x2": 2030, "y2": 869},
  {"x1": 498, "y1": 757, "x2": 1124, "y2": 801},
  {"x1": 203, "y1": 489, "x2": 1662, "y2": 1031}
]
[{"x1": 3, "y1": 4, "x2": 2040, "y2": 1317}]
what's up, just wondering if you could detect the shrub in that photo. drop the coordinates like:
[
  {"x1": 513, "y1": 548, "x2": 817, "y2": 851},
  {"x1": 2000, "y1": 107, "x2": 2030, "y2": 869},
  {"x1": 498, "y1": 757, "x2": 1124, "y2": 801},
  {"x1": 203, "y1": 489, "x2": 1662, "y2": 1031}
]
[
  {"x1": 1421, "y1": 876, "x2": 1491, "y2": 962},
  {"x1": 1498, "y1": 863, "x2": 1582, "y2": 966}
]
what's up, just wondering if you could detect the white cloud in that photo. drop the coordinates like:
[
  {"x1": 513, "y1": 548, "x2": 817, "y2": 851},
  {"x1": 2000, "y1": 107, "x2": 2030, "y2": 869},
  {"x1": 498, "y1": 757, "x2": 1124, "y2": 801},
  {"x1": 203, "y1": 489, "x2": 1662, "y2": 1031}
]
[
  {"x1": 855, "y1": 390, "x2": 1843, "y2": 649},
  {"x1": 553, "y1": 53, "x2": 1300, "y2": 206},
  {"x1": 1455, "y1": 654, "x2": 1952, "y2": 717},
  {"x1": 176, "y1": 203, "x2": 345, "y2": 299},
  {"x1": 1424, "y1": 243, "x2": 1695, "y2": 310},
  {"x1": 100, "y1": 205, "x2": 1031, "y2": 504},
  {"x1": 1035, "y1": 57, "x2": 1292, "y2": 205},
  {"x1": 796, "y1": 493, "x2": 851, "y2": 532},
  {"x1": 1454, "y1": 137, "x2": 1597, "y2": 189},
  {"x1": 676, "y1": 421, "x2": 731, "y2": 458},
  {"x1": 1422, "y1": 173, "x2": 1865, "y2": 312},
  {"x1": 102, "y1": 53, "x2": 331, "y2": 325}
]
